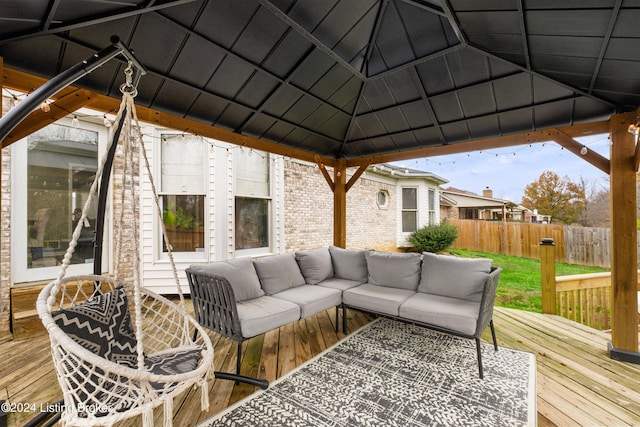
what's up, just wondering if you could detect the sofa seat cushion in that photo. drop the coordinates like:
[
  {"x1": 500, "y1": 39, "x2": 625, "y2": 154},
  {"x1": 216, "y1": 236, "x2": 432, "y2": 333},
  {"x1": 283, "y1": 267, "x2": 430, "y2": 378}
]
[
  {"x1": 272, "y1": 285, "x2": 342, "y2": 318},
  {"x1": 316, "y1": 277, "x2": 363, "y2": 292},
  {"x1": 419, "y1": 252, "x2": 492, "y2": 302},
  {"x1": 399, "y1": 293, "x2": 480, "y2": 336},
  {"x1": 329, "y1": 246, "x2": 368, "y2": 282},
  {"x1": 343, "y1": 284, "x2": 415, "y2": 316},
  {"x1": 295, "y1": 247, "x2": 334, "y2": 285},
  {"x1": 236, "y1": 296, "x2": 300, "y2": 338},
  {"x1": 365, "y1": 251, "x2": 422, "y2": 291},
  {"x1": 190, "y1": 257, "x2": 264, "y2": 302},
  {"x1": 253, "y1": 253, "x2": 307, "y2": 295}
]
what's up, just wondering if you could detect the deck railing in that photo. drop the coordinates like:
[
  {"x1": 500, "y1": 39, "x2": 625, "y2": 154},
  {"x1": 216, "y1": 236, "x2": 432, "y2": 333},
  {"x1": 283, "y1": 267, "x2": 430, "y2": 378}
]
[
  {"x1": 555, "y1": 272, "x2": 613, "y2": 330},
  {"x1": 540, "y1": 238, "x2": 640, "y2": 331}
]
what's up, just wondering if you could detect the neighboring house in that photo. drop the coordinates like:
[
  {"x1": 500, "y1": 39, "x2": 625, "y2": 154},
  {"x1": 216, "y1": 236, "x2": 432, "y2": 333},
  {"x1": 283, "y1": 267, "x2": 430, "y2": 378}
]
[
  {"x1": 1, "y1": 101, "x2": 449, "y2": 328},
  {"x1": 441, "y1": 187, "x2": 551, "y2": 223}
]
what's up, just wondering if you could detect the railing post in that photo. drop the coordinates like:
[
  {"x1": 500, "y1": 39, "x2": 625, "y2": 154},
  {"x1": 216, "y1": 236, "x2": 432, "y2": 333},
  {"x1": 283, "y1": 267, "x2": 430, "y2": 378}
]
[{"x1": 540, "y1": 238, "x2": 556, "y2": 314}]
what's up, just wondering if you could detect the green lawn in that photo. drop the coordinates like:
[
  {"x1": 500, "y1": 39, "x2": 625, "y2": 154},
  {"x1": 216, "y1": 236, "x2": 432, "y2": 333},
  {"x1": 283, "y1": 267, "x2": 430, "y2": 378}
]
[{"x1": 447, "y1": 249, "x2": 609, "y2": 313}]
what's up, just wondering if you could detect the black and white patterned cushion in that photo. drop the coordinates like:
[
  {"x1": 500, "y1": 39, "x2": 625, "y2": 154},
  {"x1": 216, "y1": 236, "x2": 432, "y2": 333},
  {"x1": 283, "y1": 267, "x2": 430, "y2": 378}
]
[{"x1": 52, "y1": 286, "x2": 138, "y2": 367}]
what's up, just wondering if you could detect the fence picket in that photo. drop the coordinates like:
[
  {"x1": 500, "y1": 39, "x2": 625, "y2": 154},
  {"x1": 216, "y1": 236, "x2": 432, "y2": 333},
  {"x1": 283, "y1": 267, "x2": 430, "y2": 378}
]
[{"x1": 448, "y1": 220, "x2": 622, "y2": 268}]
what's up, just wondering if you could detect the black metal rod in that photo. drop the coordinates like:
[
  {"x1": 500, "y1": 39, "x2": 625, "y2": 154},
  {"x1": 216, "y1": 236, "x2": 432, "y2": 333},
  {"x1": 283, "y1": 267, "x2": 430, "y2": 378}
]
[
  {"x1": 93, "y1": 105, "x2": 127, "y2": 275},
  {"x1": 22, "y1": 399, "x2": 63, "y2": 427},
  {"x1": 0, "y1": 39, "x2": 124, "y2": 143},
  {"x1": 214, "y1": 371, "x2": 269, "y2": 390}
]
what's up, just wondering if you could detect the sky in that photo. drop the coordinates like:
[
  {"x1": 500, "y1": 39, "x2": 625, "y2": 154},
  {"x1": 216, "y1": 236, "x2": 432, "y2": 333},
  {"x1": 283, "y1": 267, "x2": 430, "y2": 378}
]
[{"x1": 392, "y1": 133, "x2": 612, "y2": 204}]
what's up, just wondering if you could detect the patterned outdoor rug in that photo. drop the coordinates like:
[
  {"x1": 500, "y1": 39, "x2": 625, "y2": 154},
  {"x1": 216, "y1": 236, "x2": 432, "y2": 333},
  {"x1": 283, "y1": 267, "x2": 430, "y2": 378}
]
[{"x1": 201, "y1": 318, "x2": 536, "y2": 426}]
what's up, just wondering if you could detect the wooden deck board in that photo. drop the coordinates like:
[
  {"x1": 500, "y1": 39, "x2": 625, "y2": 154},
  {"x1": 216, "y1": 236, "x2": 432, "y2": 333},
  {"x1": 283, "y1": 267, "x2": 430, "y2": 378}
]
[
  {"x1": 1, "y1": 305, "x2": 639, "y2": 426},
  {"x1": 489, "y1": 308, "x2": 640, "y2": 426}
]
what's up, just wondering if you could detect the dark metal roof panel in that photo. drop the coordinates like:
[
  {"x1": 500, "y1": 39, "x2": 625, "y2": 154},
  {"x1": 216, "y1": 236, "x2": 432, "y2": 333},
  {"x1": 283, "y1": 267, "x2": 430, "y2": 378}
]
[{"x1": 0, "y1": 0, "x2": 635, "y2": 161}]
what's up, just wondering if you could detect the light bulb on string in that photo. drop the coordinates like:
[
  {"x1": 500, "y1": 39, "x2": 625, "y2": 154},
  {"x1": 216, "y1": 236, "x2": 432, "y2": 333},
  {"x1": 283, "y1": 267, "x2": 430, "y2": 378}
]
[
  {"x1": 580, "y1": 146, "x2": 588, "y2": 155},
  {"x1": 103, "y1": 114, "x2": 112, "y2": 128},
  {"x1": 40, "y1": 100, "x2": 50, "y2": 113},
  {"x1": 71, "y1": 115, "x2": 80, "y2": 128}
]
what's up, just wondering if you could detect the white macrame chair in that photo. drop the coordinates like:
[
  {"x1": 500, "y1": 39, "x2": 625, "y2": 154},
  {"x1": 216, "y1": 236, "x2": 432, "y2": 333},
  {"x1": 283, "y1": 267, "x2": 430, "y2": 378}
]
[{"x1": 36, "y1": 68, "x2": 214, "y2": 427}]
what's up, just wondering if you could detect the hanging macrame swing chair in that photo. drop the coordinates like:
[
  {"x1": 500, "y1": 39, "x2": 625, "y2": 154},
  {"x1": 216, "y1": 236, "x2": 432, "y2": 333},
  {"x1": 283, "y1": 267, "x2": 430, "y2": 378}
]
[{"x1": 36, "y1": 65, "x2": 214, "y2": 427}]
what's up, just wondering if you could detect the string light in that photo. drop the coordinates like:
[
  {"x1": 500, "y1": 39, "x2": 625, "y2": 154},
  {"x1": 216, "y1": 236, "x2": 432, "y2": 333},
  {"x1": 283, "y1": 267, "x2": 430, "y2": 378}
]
[
  {"x1": 71, "y1": 115, "x2": 80, "y2": 128},
  {"x1": 103, "y1": 114, "x2": 112, "y2": 128},
  {"x1": 40, "y1": 100, "x2": 51, "y2": 113},
  {"x1": 395, "y1": 135, "x2": 611, "y2": 173}
]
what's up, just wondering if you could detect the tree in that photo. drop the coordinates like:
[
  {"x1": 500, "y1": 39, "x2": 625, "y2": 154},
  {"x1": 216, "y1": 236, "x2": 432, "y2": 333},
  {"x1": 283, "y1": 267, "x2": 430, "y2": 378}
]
[{"x1": 521, "y1": 171, "x2": 585, "y2": 224}]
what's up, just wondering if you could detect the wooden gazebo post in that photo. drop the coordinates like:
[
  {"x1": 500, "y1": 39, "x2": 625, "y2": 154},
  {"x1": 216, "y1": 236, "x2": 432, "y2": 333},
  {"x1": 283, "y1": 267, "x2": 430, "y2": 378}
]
[
  {"x1": 333, "y1": 158, "x2": 347, "y2": 248},
  {"x1": 609, "y1": 110, "x2": 640, "y2": 361}
]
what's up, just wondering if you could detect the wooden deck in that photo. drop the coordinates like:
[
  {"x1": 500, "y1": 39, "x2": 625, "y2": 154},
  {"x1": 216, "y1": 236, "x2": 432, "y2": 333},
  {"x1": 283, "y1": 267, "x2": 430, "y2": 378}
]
[{"x1": 1, "y1": 306, "x2": 639, "y2": 426}]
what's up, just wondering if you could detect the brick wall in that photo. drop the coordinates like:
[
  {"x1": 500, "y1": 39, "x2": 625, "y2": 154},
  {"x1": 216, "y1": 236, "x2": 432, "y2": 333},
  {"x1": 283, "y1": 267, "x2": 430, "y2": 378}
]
[
  {"x1": 284, "y1": 160, "x2": 333, "y2": 251},
  {"x1": 284, "y1": 159, "x2": 397, "y2": 251},
  {"x1": 1, "y1": 97, "x2": 11, "y2": 334},
  {"x1": 111, "y1": 137, "x2": 139, "y2": 286}
]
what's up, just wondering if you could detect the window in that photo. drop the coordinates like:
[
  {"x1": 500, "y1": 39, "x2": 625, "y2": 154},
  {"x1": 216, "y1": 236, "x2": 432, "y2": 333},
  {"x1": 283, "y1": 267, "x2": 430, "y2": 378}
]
[
  {"x1": 377, "y1": 190, "x2": 389, "y2": 209},
  {"x1": 401, "y1": 187, "x2": 417, "y2": 233},
  {"x1": 462, "y1": 208, "x2": 479, "y2": 219},
  {"x1": 428, "y1": 188, "x2": 436, "y2": 225},
  {"x1": 235, "y1": 149, "x2": 270, "y2": 253},
  {"x1": 160, "y1": 134, "x2": 206, "y2": 254},
  {"x1": 12, "y1": 120, "x2": 106, "y2": 283}
]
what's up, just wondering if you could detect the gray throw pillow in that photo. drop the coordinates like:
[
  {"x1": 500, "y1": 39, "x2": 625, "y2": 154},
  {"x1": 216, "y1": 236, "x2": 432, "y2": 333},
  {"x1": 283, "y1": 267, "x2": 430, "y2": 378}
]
[
  {"x1": 192, "y1": 257, "x2": 264, "y2": 302},
  {"x1": 329, "y1": 246, "x2": 368, "y2": 283},
  {"x1": 295, "y1": 247, "x2": 334, "y2": 285},
  {"x1": 419, "y1": 252, "x2": 492, "y2": 302},
  {"x1": 365, "y1": 251, "x2": 422, "y2": 290},
  {"x1": 253, "y1": 253, "x2": 307, "y2": 295}
]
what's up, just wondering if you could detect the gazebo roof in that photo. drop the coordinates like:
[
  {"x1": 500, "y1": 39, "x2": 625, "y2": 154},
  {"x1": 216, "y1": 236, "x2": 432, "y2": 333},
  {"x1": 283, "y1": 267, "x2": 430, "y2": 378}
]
[{"x1": 1, "y1": 0, "x2": 637, "y2": 163}]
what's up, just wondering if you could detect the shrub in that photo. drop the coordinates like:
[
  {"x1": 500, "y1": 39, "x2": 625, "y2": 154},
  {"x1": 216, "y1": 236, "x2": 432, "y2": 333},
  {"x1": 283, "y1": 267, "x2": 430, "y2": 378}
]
[{"x1": 409, "y1": 223, "x2": 459, "y2": 253}]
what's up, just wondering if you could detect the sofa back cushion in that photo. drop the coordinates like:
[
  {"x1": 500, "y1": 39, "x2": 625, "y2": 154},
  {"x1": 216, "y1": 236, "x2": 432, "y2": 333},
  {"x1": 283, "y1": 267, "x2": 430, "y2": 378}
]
[
  {"x1": 295, "y1": 247, "x2": 334, "y2": 285},
  {"x1": 192, "y1": 257, "x2": 264, "y2": 302},
  {"x1": 253, "y1": 253, "x2": 307, "y2": 295},
  {"x1": 365, "y1": 251, "x2": 422, "y2": 290},
  {"x1": 419, "y1": 252, "x2": 492, "y2": 302},
  {"x1": 329, "y1": 246, "x2": 368, "y2": 283}
]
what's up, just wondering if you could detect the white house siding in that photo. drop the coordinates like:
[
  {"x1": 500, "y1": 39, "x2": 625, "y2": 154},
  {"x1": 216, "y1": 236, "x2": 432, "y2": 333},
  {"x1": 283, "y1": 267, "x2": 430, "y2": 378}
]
[
  {"x1": 272, "y1": 154, "x2": 286, "y2": 255},
  {"x1": 139, "y1": 129, "x2": 215, "y2": 295},
  {"x1": 139, "y1": 139, "x2": 286, "y2": 294},
  {"x1": 396, "y1": 179, "x2": 441, "y2": 247}
]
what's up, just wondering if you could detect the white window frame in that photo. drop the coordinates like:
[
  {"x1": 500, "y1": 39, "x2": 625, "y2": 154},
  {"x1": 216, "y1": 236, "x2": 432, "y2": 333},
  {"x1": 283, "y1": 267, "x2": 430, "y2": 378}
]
[
  {"x1": 155, "y1": 131, "x2": 208, "y2": 262},
  {"x1": 11, "y1": 117, "x2": 110, "y2": 284},
  {"x1": 234, "y1": 150, "x2": 273, "y2": 257},
  {"x1": 401, "y1": 186, "x2": 418, "y2": 233},
  {"x1": 428, "y1": 187, "x2": 436, "y2": 225}
]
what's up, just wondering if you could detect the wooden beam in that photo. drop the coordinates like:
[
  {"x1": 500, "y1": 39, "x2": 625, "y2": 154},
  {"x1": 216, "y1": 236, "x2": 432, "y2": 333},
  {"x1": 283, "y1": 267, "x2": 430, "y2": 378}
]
[
  {"x1": 345, "y1": 161, "x2": 370, "y2": 192},
  {"x1": 317, "y1": 160, "x2": 334, "y2": 192},
  {"x1": 2, "y1": 67, "x2": 336, "y2": 166},
  {"x1": 333, "y1": 158, "x2": 347, "y2": 248},
  {"x1": 1, "y1": 89, "x2": 94, "y2": 148},
  {"x1": 346, "y1": 121, "x2": 611, "y2": 167},
  {"x1": 609, "y1": 111, "x2": 639, "y2": 355},
  {"x1": 546, "y1": 128, "x2": 610, "y2": 174}
]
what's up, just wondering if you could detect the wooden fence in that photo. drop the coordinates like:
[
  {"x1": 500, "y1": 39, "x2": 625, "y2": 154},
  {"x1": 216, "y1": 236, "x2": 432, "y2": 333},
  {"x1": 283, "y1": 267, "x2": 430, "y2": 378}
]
[{"x1": 449, "y1": 219, "x2": 620, "y2": 268}]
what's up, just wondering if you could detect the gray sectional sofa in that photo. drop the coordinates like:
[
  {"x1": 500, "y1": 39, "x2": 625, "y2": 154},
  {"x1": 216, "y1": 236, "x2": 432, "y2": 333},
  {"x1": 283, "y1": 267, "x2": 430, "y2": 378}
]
[{"x1": 186, "y1": 246, "x2": 502, "y2": 382}]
